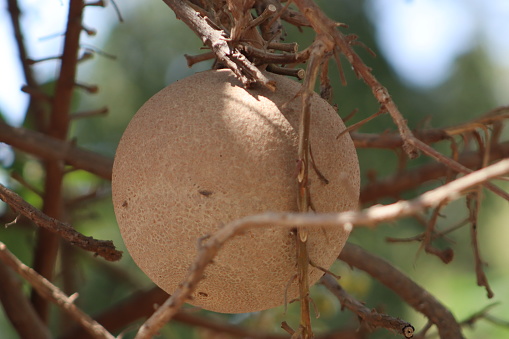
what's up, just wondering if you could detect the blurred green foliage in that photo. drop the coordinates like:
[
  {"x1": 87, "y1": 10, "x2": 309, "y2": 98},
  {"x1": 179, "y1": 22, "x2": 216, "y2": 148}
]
[{"x1": 1, "y1": 0, "x2": 508, "y2": 338}]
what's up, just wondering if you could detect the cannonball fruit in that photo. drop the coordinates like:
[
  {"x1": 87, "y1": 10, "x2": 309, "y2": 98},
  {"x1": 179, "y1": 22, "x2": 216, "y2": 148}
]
[{"x1": 112, "y1": 69, "x2": 360, "y2": 314}]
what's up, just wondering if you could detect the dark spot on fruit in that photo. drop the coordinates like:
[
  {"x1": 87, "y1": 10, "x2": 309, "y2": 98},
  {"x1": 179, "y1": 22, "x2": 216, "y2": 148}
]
[
  {"x1": 198, "y1": 190, "x2": 213, "y2": 197},
  {"x1": 198, "y1": 291, "x2": 208, "y2": 297},
  {"x1": 122, "y1": 201, "x2": 128, "y2": 208}
]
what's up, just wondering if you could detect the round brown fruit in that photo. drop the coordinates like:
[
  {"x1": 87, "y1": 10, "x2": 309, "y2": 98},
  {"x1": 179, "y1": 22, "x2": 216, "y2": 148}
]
[{"x1": 112, "y1": 69, "x2": 360, "y2": 314}]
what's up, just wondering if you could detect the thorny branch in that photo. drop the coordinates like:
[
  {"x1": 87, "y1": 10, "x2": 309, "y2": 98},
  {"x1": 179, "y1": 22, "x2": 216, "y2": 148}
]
[
  {"x1": 320, "y1": 274, "x2": 414, "y2": 338},
  {"x1": 360, "y1": 140, "x2": 509, "y2": 204},
  {"x1": 292, "y1": 0, "x2": 418, "y2": 158},
  {"x1": 161, "y1": 0, "x2": 275, "y2": 89},
  {"x1": 467, "y1": 192, "x2": 494, "y2": 298},
  {"x1": 339, "y1": 243, "x2": 465, "y2": 338}
]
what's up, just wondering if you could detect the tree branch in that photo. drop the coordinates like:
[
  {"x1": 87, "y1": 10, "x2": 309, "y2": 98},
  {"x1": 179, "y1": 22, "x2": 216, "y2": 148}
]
[
  {"x1": 360, "y1": 141, "x2": 509, "y2": 204},
  {"x1": 409, "y1": 138, "x2": 509, "y2": 201},
  {"x1": 0, "y1": 184, "x2": 122, "y2": 261},
  {"x1": 320, "y1": 274, "x2": 414, "y2": 338},
  {"x1": 339, "y1": 243, "x2": 464, "y2": 338},
  {"x1": 161, "y1": 0, "x2": 275, "y2": 89},
  {"x1": 292, "y1": 0, "x2": 418, "y2": 158}
]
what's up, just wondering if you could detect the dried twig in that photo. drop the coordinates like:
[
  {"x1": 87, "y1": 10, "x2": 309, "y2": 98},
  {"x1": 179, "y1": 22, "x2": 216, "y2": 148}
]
[
  {"x1": 360, "y1": 141, "x2": 509, "y2": 203},
  {"x1": 337, "y1": 107, "x2": 386, "y2": 140},
  {"x1": 292, "y1": 0, "x2": 418, "y2": 157},
  {"x1": 161, "y1": 0, "x2": 275, "y2": 89},
  {"x1": 340, "y1": 243, "x2": 465, "y2": 338},
  {"x1": 421, "y1": 202, "x2": 454, "y2": 264},
  {"x1": 351, "y1": 130, "x2": 449, "y2": 149},
  {"x1": 0, "y1": 184, "x2": 122, "y2": 261},
  {"x1": 461, "y1": 303, "x2": 509, "y2": 328},
  {"x1": 320, "y1": 274, "x2": 414, "y2": 338},
  {"x1": 184, "y1": 51, "x2": 215, "y2": 67},
  {"x1": 467, "y1": 193, "x2": 494, "y2": 298},
  {"x1": 409, "y1": 138, "x2": 509, "y2": 201}
]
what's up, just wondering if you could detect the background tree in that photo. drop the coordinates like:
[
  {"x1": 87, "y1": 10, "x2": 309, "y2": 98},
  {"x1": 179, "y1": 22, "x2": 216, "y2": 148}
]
[{"x1": 0, "y1": 0, "x2": 508, "y2": 338}]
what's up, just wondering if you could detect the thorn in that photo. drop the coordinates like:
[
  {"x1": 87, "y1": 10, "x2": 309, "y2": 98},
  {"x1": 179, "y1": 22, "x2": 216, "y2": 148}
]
[
  {"x1": 5, "y1": 215, "x2": 20, "y2": 228},
  {"x1": 74, "y1": 82, "x2": 99, "y2": 93},
  {"x1": 184, "y1": 52, "x2": 215, "y2": 67},
  {"x1": 71, "y1": 107, "x2": 108, "y2": 119},
  {"x1": 21, "y1": 85, "x2": 52, "y2": 102},
  {"x1": 82, "y1": 25, "x2": 96, "y2": 36}
]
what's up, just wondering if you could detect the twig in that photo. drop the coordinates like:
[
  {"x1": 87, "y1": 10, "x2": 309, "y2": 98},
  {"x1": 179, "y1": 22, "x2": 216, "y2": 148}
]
[
  {"x1": 263, "y1": 0, "x2": 310, "y2": 27},
  {"x1": 386, "y1": 217, "x2": 469, "y2": 245},
  {"x1": 466, "y1": 193, "x2": 494, "y2": 298},
  {"x1": 0, "y1": 242, "x2": 115, "y2": 339},
  {"x1": 267, "y1": 41, "x2": 299, "y2": 52},
  {"x1": 246, "y1": 3, "x2": 277, "y2": 31},
  {"x1": 352, "y1": 105, "x2": 509, "y2": 149},
  {"x1": 337, "y1": 107, "x2": 386, "y2": 140},
  {"x1": 238, "y1": 42, "x2": 311, "y2": 64},
  {"x1": 351, "y1": 130, "x2": 449, "y2": 149},
  {"x1": 134, "y1": 158, "x2": 508, "y2": 339},
  {"x1": 71, "y1": 107, "x2": 108, "y2": 120},
  {"x1": 0, "y1": 184, "x2": 122, "y2": 261},
  {"x1": 266, "y1": 64, "x2": 305, "y2": 79},
  {"x1": 161, "y1": 0, "x2": 275, "y2": 89},
  {"x1": 281, "y1": 321, "x2": 296, "y2": 335},
  {"x1": 320, "y1": 274, "x2": 414, "y2": 338},
  {"x1": 460, "y1": 303, "x2": 509, "y2": 329},
  {"x1": 409, "y1": 137, "x2": 509, "y2": 201},
  {"x1": 360, "y1": 141, "x2": 509, "y2": 203},
  {"x1": 421, "y1": 202, "x2": 454, "y2": 264},
  {"x1": 339, "y1": 243, "x2": 465, "y2": 338},
  {"x1": 292, "y1": 0, "x2": 418, "y2": 158},
  {"x1": 184, "y1": 51, "x2": 215, "y2": 67}
]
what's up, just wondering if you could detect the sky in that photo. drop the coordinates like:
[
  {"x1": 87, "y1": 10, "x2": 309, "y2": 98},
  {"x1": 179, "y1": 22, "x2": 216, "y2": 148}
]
[{"x1": 0, "y1": 0, "x2": 509, "y2": 126}]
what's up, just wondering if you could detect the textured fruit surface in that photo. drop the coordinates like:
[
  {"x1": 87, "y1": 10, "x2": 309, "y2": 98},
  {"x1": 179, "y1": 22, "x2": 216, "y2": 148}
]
[{"x1": 112, "y1": 69, "x2": 360, "y2": 313}]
